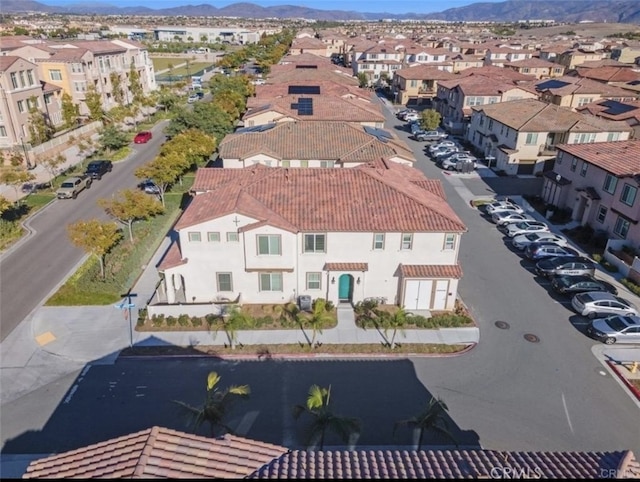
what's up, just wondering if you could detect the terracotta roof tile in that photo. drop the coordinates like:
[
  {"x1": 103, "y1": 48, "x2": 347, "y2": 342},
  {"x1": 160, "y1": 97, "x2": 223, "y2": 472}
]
[
  {"x1": 576, "y1": 99, "x2": 640, "y2": 121},
  {"x1": 534, "y1": 75, "x2": 634, "y2": 97},
  {"x1": 556, "y1": 140, "x2": 640, "y2": 177},
  {"x1": 323, "y1": 263, "x2": 368, "y2": 271},
  {"x1": 23, "y1": 427, "x2": 288, "y2": 479},
  {"x1": 180, "y1": 162, "x2": 466, "y2": 234},
  {"x1": 399, "y1": 264, "x2": 463, "y2": 279},
  {"x1": 157, "y1": 240, "x2": 187, "y2": 271},
  {"x1": 395, "y1": 66, "x2": 458, "y2": 81},
  {"x1": 219, "y1": 121, "x2": 415, "y2": 165}
]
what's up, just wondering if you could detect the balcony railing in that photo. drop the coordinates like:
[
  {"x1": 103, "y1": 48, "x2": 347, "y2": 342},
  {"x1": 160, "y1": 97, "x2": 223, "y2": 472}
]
[{"x1": 538, "y1": 143, "x2": 557, "y2": 155}]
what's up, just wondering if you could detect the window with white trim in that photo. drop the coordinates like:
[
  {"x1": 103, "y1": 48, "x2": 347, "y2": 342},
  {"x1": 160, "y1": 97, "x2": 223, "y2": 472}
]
[
  {"x1": 0, "y1": 126, "x2": 7, "y2": 137},
  {"x1": 607, "y1": 132, "x2": 621, "y2": 142},
  {"x1": 49, "y1": 69, "x2": 62, "y2": 81},
  {"x1": 444, "y1": 233, "x2": 456, "y2": 250},
  {"x1": 217, "y1": 272, "x2": 233, "y2": 291},
  {"x1": 306, "y1": 272, "x2": 321, "y2": 290},
  {"x1": 603, "y1": 174, "x2": 617, "y2": 194},
  {"x1": 188, "y1": 232, "x2": 201, "y2": 242},
  {"x1": 401, "y1": 233, "x2": 413, "y2": 250},
  {"x1": 259, "y1": 272, "x2": 283, "y2": 291},
  {"x1": 226, "y1": 232, "x2": 239, "y2": 242},
  {"x1": 620, "y1": 183, "x2": 637, "y2": 207},
  {"x1": 10, "y1": 73, "x2": 18, "y2": 89},
  {"x1": 17, "y1": 100, "x2": 25, "y2": 113},
  {"x1": 580, "y1": 162, "x2": 588, "y2": 177},
  {"x1": 304, "y1": 234, "x2": 326, "y2": 253},
  {"x1": 373, "y1": 233, "x2": 385, "y2": 250},
  {"x1": 257, "y1": 234, "x2": 281, "y2": 255},
  {"x1": 614, "y1": 216, "x2": 630, "y2": 238},
  {"x1": 556, "y1": 151, "x2": 563, "y2": 164},
  {"x1": 525, "y1": 133, "x2": 538, "y2": 145},
  {"x1": 596, "y1": 206, "x2": 607, "y2": 223},
  {"x1": 570, "y1": 158, "x2": 577, "y2": 172},
  {"x1": 207, "y1": 232, "x2": 220, "y2": 242},
  {"x1": 574, "y1": 133, "x2": 596, "y2": 144},
  {"x1": 320, "y1": 161, "x2": 335, "y2": 168},
  {"x1": 26, "y1": 70, "x2": 34, "y2": 86},
  {"x1": 300, "y1": 160, "x2": 308, "y2": 168}
]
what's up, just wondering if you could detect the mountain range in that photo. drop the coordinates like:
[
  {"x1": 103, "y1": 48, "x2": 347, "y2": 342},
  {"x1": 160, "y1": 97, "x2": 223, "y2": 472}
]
[{"x1": 4, "y1": 0, "x2": 640, "y2": 23}]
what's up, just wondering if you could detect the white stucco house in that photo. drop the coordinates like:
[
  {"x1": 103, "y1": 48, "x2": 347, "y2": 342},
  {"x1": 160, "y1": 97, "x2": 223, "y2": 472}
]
[{"x1": 153, "y1": 161, "x2": 466, "y2": 315}]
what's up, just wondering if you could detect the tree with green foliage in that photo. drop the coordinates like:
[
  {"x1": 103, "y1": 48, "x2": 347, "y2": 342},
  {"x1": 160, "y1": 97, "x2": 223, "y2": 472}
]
[
  {"x1": 98, "y1": 124, "x2": 129, "y2": 153},
  {"x1": 129, "y1": 61, "x2": 143, "y2": 103},
  {"x1": 357, "y1": 72, "x2": 369, "y2": 88},
  {"x1": 109, "y1": 72, "x2": 124, "y2": 104},
  {"x1": 173, "y1": 371, "x2": 250, "y2": 437},
  {"x1": 0, "y1": 168, "x2": 35, "y2": 201},
  {"x1": 380, "y1": 307, "x2": 408, "y2": 350},
  {"x1": 299, "y1": 298, "x2": 333, "y2": 347},
  {"x1": 292, "y1": 385, "x2": 361, "y2": 450},
  {"x1": 67, "y1": 219, "x2": 122, "y2": 278},
  {"x1": 84, "y1": 84, "x2": 104, "y2": 121},
  {"x1": 165, "y1": 102, "x2": 233, "y2": 143},
  {"x1": 164, "y1": 129, "x2": 216, "y2": 169},
  {"x1": 212, "y1": 305, "x2": 253, "y2": 349},
  {"x1": 27, "y1": 98, "x2": 53, "y2": 145},
  {"x1": 40, "y1": 153, "x2": 66, "y2": 187},
  {"x1": 156, "y1": 87, "x2": 180, "y2": 112},
  {"x1": 420, "y1": 109, "x2": 442, "y2": 131},
  {"x1": 61, "y1": 92, "x2": 80, "y2": 129},
  {"x1": 134, "y1": 154, "x2": 183, "y2": 207},
  {"x1": 394, "y1": 397, "x2": 457, "y2": 449},
  {"x1": 0, "y1": 195, "x2": 12, "y2": 215},
  {"x1": 99, "y1": 189, "x2": 164, "y2": 243}
]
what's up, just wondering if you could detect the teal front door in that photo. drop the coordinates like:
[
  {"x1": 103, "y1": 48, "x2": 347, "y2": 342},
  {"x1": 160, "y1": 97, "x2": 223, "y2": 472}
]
[{"x1": 338, "y1": 274, "x2": 351, "y2": 301}]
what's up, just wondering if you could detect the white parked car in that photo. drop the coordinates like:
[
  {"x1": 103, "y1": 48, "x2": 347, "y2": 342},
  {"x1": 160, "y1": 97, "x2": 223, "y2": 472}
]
[
  {"x1": 491, "y1": 212, "x2": 535, "y2": 226},
  {"x1": 429, "y1": 140, "x2": 457, "y2": 152},
  {"x1": 404, "y1": 112, "x2": 420, "y2": 122},
  {"x1": 511, "y1": 232, "x2": 569, "y2": 250},
  {"x1": 439, "y1": 154, "x2": 477, "y2": 171},
  {"x1": 504, "y1": 220, "x2": 550, "y2": 238},
  {"x1": 484, "y1": 201, "x2": 524, "y2": 215}
]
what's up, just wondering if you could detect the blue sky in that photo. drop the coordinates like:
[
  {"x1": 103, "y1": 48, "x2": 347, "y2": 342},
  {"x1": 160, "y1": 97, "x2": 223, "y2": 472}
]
[{"x1": 38, "y1": 0, "x2": 507, "y2": 15}]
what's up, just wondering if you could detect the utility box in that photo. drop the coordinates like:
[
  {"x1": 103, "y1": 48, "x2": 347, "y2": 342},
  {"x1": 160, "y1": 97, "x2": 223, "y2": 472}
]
[{"x1": 298, "y1": 295, "x2": 312, "y2": 312}]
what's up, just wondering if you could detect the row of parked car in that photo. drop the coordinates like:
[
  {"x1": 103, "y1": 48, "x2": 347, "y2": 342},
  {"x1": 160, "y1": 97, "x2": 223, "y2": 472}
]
[
  {"x1": 426, "y1": 139, "x2": 478, "y2": 171},
  {"x1": 485, "y1": 200, "x2": 640, "y2": 344}
]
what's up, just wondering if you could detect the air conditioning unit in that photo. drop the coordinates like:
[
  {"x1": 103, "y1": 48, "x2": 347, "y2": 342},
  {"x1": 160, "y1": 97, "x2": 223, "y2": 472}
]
[{"x1": 297, "y1": 295, "x2": 312, "y2": 312}]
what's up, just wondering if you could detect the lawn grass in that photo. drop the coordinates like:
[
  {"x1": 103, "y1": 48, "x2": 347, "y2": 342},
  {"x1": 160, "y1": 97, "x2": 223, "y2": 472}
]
[{"x1": 151, "y1": 57, "x2": 189, "y2": 71}]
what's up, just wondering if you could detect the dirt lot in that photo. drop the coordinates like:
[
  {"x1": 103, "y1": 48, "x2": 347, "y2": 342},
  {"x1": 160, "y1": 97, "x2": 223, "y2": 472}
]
[{"x1": 516, "y1": 22, "x2": 640, "y2": 39}]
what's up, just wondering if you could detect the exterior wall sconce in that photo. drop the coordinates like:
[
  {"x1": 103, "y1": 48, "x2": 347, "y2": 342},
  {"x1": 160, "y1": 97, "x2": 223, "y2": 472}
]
[
  {"x1": 356, "y1": 277, "x2": 361, "y2": 284},
  {"x1": 331, "y1": 277, "x2": 335, "y2": 284}
]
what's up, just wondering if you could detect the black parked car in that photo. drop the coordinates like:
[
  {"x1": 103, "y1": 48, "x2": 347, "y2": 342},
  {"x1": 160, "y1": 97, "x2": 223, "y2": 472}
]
[
  {"x1": 550, "y1": 274, "x2": 618, "y2": 296},
  {"x1": 84, "y1": 160, "x2": 112, "y2": 180},
  {"x1": 534, "y1": 256, "x2": 596, "y2": 278}
]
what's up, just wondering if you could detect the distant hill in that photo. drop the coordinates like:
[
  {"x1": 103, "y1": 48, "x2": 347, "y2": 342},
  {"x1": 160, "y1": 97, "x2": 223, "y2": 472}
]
[{"x1": 4, "y1": 0, "x2": 640, "y2": 23}]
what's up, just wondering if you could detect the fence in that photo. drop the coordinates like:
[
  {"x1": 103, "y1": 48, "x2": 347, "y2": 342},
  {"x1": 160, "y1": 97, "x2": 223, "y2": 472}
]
[{"x1": 29, "y1": 121, "x2": 103, "y2": 161}]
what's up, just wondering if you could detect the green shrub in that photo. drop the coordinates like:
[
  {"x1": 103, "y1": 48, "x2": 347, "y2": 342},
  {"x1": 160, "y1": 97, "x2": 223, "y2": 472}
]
[
  {"x1": 205, "y1": 313, "x2": 220, "y2": 327},
  {"x1": 254, "y1": 315, "x2": 273, "y2": 327},
  {"x1": 151, "y1": 314, "x2": 165, "y2": 327},
  {"x1": 602, "y1": 262, "x2": 619, "y2": 273},
  {"x1": 166, "y1": 315, "x2": 177, "y2": 327},
  {"x1": 137, "y1": 308, "x2": 148, "y2": 327},
  {"x1": 177, "y1": 313, "x2": 190, "y2": 327},
  {"x1": 592, "y1": 253, "x2": 603, "y2": 263},
  {"x1": 191, "y1": 316, "x2": 203, "y2": 327},
  {"x1": 621, "y1": 278, "x2": 640, "y2": 296}
]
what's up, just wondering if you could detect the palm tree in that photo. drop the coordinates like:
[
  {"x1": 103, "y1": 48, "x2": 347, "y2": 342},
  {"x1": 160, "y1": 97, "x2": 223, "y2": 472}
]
[
  {"x1": 213, "y1": 305, "x2": 252, "y2": 349},
  {"x1": 382, "y1": 307, "x2": 407, "y2": 350},
  {"x1": 394, "y1": 397, "x2": 457, "y2": 450},
  {"x1": 301, "y1": 298, "x2": 333, "y2": 347},
  {"x1": 292, "y1": 384, "x2": 360, "y2": 450},
  {"x1": 173, "y1": 371, "x2": 250, "y2": 437}
]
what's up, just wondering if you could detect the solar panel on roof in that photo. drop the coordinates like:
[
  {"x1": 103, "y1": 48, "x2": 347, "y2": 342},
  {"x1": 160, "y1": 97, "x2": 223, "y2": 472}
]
[
  {"x1": 600, "y1": 99, "x2": 636, "y2": 116},
  {"x1": 295, "y1": 65, "x2": 318, "y2": 69},
  {"x1": 291, "y1": 97, "x2": 313, "y2": 116},
  {"x1": 628, "y1": 80, "x2": 640, "y2": 86},
  {"x1": 536, "y1": 79, "x2": 570, "y2": 91},
  {"x1": 363, "y1": 126, "x2": 391, "y2": 143},
  {"x1": 235, "y1": 124, "x2": 277, "y2": 134},
  {"x1": 288, "y1": 85, "x2": 321, "y2": 95}
]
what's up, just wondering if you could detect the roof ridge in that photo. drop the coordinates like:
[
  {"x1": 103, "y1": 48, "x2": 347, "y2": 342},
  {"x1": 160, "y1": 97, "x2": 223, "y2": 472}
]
[{"x1": 133, "y1": 426, "x2": 159, "y2": 477}]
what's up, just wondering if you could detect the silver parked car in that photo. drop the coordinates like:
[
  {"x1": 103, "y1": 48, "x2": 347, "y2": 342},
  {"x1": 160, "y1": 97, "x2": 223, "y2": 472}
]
[
  {"x1": 504, "y1": 220, "x2": 549, "y2": 238},
  {"x1": 524, "y1": 242, "x2": 580, "y2": 260},
  {"x1": 485, "y1": 201, "x2": 524, "y2": 215},
  {"x1": 571, "y1": 291, "x2": 639, "y2": 319},
  {"x1": 511, "y1": 232, "x2": 569, "y2": 250},
  {"x1": 586, "y1": 315, "x2": 640, "y2": 344},
  {"x1": 491, "y1": 212, "x2": 535, "y2": 226}
]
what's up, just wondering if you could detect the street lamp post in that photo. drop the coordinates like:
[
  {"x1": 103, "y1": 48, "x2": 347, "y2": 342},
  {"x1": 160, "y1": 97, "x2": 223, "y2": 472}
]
[
  {"x1": 114, "y1": 292, "x2": 137, "y2": 348},
  {"x1": 20, "y1": 137, "x2": 33, "y2": 169}
]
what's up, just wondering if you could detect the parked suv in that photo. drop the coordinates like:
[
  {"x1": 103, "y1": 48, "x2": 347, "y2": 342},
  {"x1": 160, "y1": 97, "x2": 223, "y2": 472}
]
[
  {"x1": 524, "y1": 242, "x2": 579, "y2": 261},
  {"x1": 414, "y1": 130, "x2": 448, "y2": 142},
  {"x1": 586, "y1": 315, "x2": 640, "y2": 344},
  {"x1": 572, "y1": 292, "x2": 638, "y2": 319},
  {"x1": 84, "y1": 160, "x2": 112, "y2": 180},
  {"x1": 535, "y1": 256, "x2": 596, "y2": 278}
]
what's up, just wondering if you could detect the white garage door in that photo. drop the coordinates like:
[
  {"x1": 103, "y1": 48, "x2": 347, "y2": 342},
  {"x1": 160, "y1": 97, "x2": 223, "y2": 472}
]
[{"x1": 404, "y1": 280, "x2": 433, "y2": 310}]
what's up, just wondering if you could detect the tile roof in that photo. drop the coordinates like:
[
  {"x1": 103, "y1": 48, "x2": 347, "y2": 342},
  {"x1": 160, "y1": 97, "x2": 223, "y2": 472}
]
[
  {"x1": 267, "y1": 65, "x2": 358, "y2": 86},
  {"x1": 22, "y1": 427, "x2": 289, "y2": 479},
  {"x1": 399, "y1": 264, "x2": 463, "y2": 279},
  {"x1": 46, "y1": 48, "x2": 89, "y2": 62},
  {"x1": 0, "y1": 56, "x2": 19, "y2": 71},
  {"x1": 248, "y1": 81, "x2": 370, "y2": 108},
  {"x1": 472, "y1": 98, "x2": 631, "y2": 133},
  {"x1": 249, "y1": 449, "x2": 638, "y2": 479},
  {"x1": 394, "y1": 65, "x2": 458, "y2": 81},
  {"x1": 534, "y1": 75, "x2": 634, "y2": 97},
  {"x1": 243, "y1": 95, "x2": 385, "y2": 123},
  {"x1": 556, "y1": 140, "x2": 640, "y2": 177},
  {"x1": 573, "y1": 66, "x2": 640, "y2": 83},
  {"x1": 157, "y1": 240, "x2": 188, "y2": 271},
  {"x1": 323, "y1": 263, "x2": 369, "y2": 271},
  {"x1": 576, "y1": 99, "x2": 640, "y2": 122},
  {"x1": 438, "y1": 75, "x2": 534, "y2": 97},
  {"x1": 180, "y1": 161, "x2": 466, "y2": 234},
  {"x1": 218, "y1": 121, "x2": 415, "y2": 164}
]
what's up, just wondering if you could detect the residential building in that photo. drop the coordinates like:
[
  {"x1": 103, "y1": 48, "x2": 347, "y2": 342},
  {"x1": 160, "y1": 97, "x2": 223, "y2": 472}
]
[
  {"x1": 0, "y1": 56, "x2": 63, "y2": 152},
  {"x1": 483, "y1": 47, "x2": 533, "y2": 67},
  {"x1": 267, "y1": 62, "x2": 358, "y2": 87},
  {"x1": 390, "y1": 65, "x2": 457, "y2": 105},
  {"x1": 433, "y1": 72, "x2": 538, "y2": 135},
  {"x1": 467, "y1": 98, "x2": 632, "y2": 175},
  {"x1": 532, "y1": 76, "x2": 637, "y2": 110},
  {"x1": 448, "y1": 54, "x2": 484, "y2": 73},
  {"x1": 289, "y1": 36, "x2": 330, "y2": 57},
  {"x1": 576, "y1": 99, "x2": 640, "y2": 138},
  {"x1": 556, "y1": 48, "x2": 605, "y2": 70},
  {"x1": 247, "y1": 80, "x2": 371, "y2": 110},
  {"x1": 22, "y1": 426, "x2": 640, "y2": 479},
  {"x1": 503, "y1": 57, "x2": 565, "y2": 79},
  {"x1": 156, "y1": 161, "x2": 466, "y2": 312},
  {"x1": 152, "y1": 26, "x2": 272, "y2": 45},
  {"x1": 541, "y1": 140, "x2": 640, "y2": 246},
  {"x1": 218, "y1": 122, "x2": 415, "y2": 168},
  {"x1": 610, "y1": 42, "x2": 640, "y2": 64},
  {"x1": 351, "y1": 41, "x2": 405, "y2": 85},
  {"x1": 242, "y1": 94, "x2": 385, "y2": 128},
  {"x1": 567, "y1": 65, "x2": 640, "y2": 88}
]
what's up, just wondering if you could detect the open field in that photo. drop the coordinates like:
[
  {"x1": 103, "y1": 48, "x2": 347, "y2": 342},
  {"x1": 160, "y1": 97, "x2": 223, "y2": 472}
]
[{"x1": 516, "y1": 22, "x2": 640, "y2": 38}]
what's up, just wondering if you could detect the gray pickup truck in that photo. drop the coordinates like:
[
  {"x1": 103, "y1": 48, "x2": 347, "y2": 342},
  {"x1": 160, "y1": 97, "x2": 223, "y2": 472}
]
[{"x1": 56, "y1": 175, "x2": 92, "y2": 199}]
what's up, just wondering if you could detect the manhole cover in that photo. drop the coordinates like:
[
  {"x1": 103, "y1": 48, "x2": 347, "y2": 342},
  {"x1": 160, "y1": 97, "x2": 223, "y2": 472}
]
[
  {"x1": 495, "y1": 321, "x2": 510, "y2": 330},
  {"x1": 524, "y1": 333, "x2": 540, "y2": 343}
]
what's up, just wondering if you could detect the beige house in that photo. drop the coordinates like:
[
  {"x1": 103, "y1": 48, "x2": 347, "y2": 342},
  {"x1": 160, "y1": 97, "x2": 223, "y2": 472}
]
[
  {"x1": 503, "y1": 58, "x2": 565, "y2": 79},
  {"x1": 391, "y1": 66, "x2": 457, "y2": 105},
  {"x1": 247, "y1": 80, "x2": 371, "y2": 110},
  {"x1": 611, "y1": 42, "x2": 640, "y2": 64},
  {"x1": 449, "y1": 54, "x2": 485, "y2": 73},
  {"x1": 0, "y1": 56, "x2": 63, "y2": 154},
  {"x1": 218, "y1": 121, "x2": 415, "y2": 169},
  {"x1": 556, "y1": 49, "x2": 605, "y2": 70},
  {"x1": 483, "y1": 47, "x2": 533, "y2": 67},
  {"x1": 533, "y1": 76, "x2": 637, "y2": 110},
  {"x1": 467, "y1": 98, "x2": 632, "y2": 175},
  {"x1": 576, "y1": 99, "x2": 640, "y2": 139},
  {"x1": 289, "y1": 37, "x2": 330, "y2": 57}
]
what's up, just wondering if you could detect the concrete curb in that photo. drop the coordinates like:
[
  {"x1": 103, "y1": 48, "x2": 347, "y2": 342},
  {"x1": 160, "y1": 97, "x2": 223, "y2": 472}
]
[{"x1": 607, "y1": 360, "x2": 640, "y2": 402}]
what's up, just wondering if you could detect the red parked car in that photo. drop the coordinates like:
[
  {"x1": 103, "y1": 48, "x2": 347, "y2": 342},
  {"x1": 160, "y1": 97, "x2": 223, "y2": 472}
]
[{"x1": 134, "y1": 131, "x2": 152, "y2": 144}]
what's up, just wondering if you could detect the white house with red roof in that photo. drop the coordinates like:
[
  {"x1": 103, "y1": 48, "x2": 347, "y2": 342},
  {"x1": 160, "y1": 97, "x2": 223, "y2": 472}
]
[{"x1": 154, "y1": 161, "x2": 466, "y2": 313}]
